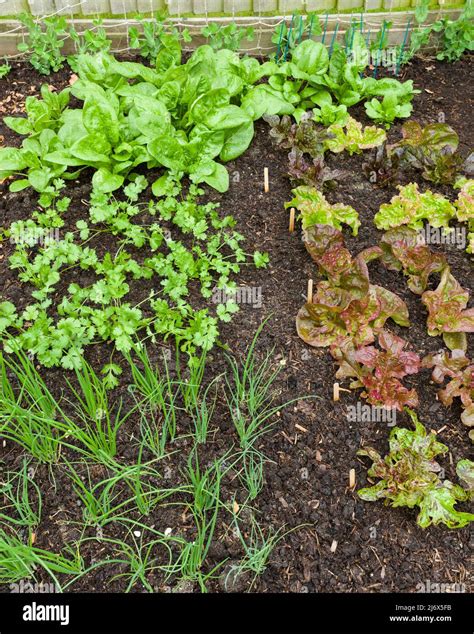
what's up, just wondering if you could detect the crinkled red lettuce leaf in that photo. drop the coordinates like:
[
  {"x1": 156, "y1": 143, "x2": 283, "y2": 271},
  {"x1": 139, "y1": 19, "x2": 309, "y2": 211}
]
[
  {"x1": 380, "y1": 227, "x2": 448, "y2": 294},
  {"x1": 422, "y1": 268, "x2": 474, "y2": 350},
  {"x1": 287, "y1": 149, "x2": 345, "y2": 189},
  {"x1": 331, "y1": 331, "x2": 420, "y2": 410},
  {"x1": 303, "y1": 225, "x2": 373, "y2": 298},
  {"x1": 389, "y1": 121, "x2": 463, "y2": 185},
  {"x1": 357, "y1": 409, "x2": 474, "y2": 529},
  {"x1": 422, "y1": 349, "x2": 474, "y2": 428},
  {"x1": 297, "y1": 284, "x2": 409, "y2": 349},
  {"x1": 297, "y1": 228, "x2": 409, "y2": 349},
  {"x1": 264, "y1": 113, "x2": 334, "y2": 157},
  {"x1": 362, "y1": 143, "x2": 400, "y2": 188}
]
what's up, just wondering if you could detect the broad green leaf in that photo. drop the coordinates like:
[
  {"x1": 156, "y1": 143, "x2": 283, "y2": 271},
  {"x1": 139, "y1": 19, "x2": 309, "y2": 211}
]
[{"x1": 92, "y1": 168, "x2": 124, "y2": 193}]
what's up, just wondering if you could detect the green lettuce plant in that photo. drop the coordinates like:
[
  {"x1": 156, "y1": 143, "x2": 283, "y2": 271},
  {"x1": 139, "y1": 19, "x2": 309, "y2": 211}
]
[
  {"x1": 374, "y1": 183, "x2": 456, "y2": 232},
  {"x1": 285, "y1": 187, "x2": 360, "y2": 235},
  {"x1": 358, "y1": 409, "x2": 474, "y2": 529},
  {"x1": 0, "y1": 43, "x2": 287, "y2": 194},
  {"x1": 324, "y1": 116, "x2": 386, "y2": 155}
]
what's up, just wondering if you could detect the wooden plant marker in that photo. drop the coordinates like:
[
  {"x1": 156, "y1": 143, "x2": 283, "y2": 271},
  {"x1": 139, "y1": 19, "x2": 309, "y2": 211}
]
[
  {"x1": 307, "y1": 279, "x2": 313, "y2": 303},
  {"x1": 333, "y1": 382, "x2": 351, "y2": 402},
  {"x1": 349, "y1": 468, "x2": 356, "y2": 489},
  {"x1": 289, "y1": 207, "x2": 295, "y2": 232}
]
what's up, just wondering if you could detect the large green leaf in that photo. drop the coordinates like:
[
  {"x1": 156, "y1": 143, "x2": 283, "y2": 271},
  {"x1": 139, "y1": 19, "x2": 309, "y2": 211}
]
[
  {"x1": 220, "y1": 121, "x2": 254, "y2": 162},
  {"x1": 291, "y1": 40, "x2": 329, "y2": 76}
]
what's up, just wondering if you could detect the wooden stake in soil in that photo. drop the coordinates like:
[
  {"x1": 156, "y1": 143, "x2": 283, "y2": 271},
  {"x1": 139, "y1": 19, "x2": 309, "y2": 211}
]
[
  {"x1": 307, "y1": 279, "x2": 313, "y2": 304},
  {"x1": 264, "y1": 167, "x2": 269, "y2": 193},
  {"x1": 349, "y1": 468, "x2": 356, "y2": 489},
  {"x1": 289, "y1": 207, "x2": 295, "y2": 233},
  {"x1": 333, "y1": 382, "x2": 351, "y2": 402}
]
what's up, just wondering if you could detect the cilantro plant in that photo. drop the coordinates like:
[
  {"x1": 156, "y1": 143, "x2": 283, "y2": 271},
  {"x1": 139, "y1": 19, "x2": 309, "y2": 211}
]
[
  {"x1": 1, "y1": 175, "x2": 267, "y2": 368},
  {"x1": 17, "y1": 14, "x2": 68, "y2": 75},
  {"x1": 358, "y1": 410, "x2": 474, "y2": 529}
]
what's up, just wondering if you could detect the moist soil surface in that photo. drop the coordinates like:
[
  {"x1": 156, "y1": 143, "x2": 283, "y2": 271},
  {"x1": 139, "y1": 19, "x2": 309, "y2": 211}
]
[{"x1": 0, "y1": 55, "x2": 473, "y2": 594}]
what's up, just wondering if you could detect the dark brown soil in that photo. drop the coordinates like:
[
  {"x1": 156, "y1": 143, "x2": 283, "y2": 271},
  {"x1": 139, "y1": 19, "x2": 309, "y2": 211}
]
[{"x1": 0, "y1": 55, "x2": 473, "y2": 594}]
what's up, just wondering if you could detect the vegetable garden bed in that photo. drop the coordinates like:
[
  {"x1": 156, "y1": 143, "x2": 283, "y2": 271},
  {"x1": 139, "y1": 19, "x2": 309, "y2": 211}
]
[{"x1": 0, "y1": 34, "x2": 472, "y2": 598}]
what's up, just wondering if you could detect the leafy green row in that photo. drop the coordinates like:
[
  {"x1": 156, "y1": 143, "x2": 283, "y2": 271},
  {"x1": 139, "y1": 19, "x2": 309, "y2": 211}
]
[
  {"x1": 0, "y1": 175, "x2": 267, "y2": 369},
  {"x1": 1, "y1": 38, "x2": 417, "y2": 196}
]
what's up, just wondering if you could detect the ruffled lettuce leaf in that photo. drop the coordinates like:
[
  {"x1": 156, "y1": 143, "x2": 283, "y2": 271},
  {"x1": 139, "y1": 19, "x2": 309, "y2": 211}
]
[
  {"x1": 380, "y1": 227, "x2": 448, "y2": 294},
  {"x1": 332, "y1": 330, "x2": 420, "y2": 410},
  {"x1": 454, "y1": 178, "x2": 474, "y2": 254},
  {"x1": 389, "y1": 121, "x2": 462, "y2": 185},
  {"x1": 422, "y1": 349, "x2": 474, "y2": 428},
  {"x1": 324, "y1": 116, "x2": 386, "y2": 155},
  {"x1": 374, "y1": 183, "x2": 456, "y2": 231},
  {"x1": 286, "y1": 186, "x2": 360, "y2": 235},
  {"x1": 358, "y1": 410, "x2": 474, "y2": 529},
  {"x1": 421, "y1": 268, "x2": 474, "y2": 350}
]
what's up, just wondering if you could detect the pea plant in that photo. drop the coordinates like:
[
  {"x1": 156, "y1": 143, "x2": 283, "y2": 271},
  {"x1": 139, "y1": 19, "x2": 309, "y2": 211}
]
[
  {"x1": 0, "y1": 59, "x2": 11, "y2": 78},
  {"x1": 129, "y1": 16, "x2": 191, "y2": 61},
  {"x1": 17, "y1": 13, "x2": 68, "y2": 75},
  {"x1": 201, "y1": 23, "x2": 254, "y2": 52},
  {"x1": 406, "y1": 0, "x2": 474, "y2": 63}
]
